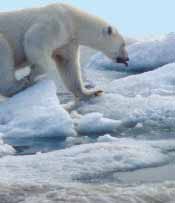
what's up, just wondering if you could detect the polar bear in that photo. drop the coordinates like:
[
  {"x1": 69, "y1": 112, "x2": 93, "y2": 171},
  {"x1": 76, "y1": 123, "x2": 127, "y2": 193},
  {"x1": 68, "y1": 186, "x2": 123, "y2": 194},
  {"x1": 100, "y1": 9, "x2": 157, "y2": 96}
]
[{"x1": 0, "y1": 3, "x2": 129, "y2": 99}]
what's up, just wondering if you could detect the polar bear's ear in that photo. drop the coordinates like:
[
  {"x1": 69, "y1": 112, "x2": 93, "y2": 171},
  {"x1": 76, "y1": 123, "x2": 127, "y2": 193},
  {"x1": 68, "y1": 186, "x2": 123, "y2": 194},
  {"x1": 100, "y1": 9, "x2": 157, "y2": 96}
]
[{"x1": 103, "y1": 26, "x2": 113, "y2": 36}]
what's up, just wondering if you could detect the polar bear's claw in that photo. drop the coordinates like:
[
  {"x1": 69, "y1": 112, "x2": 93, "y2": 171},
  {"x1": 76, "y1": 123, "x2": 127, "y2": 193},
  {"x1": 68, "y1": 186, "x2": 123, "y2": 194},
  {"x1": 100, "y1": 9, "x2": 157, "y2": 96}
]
[{"x1": 94, "y1": 90, "x2": 104, "y2": 96}]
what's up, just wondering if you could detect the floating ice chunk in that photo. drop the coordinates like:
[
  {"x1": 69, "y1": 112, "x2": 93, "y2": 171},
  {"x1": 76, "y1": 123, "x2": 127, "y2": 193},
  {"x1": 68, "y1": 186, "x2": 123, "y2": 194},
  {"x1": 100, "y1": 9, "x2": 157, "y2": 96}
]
[
  {"x1": 87, "y1": 33, "x2": 175, "y2": 72},
  {"x1": 74, "y1": 111, "x2": 141, "y2": 136},
  {"x1": 0, "y1": 80, "x2": 76, "y2": 138},
  {"x1": 0, "y1": 134, "x2": 15, "y2": 157},
  {"x1": 97, "y1": 134, "x2": 117, "y2": 142},
  {"x1": 77, "y1": 112, "x2": 122, "y2": 134},
  {"x1": 135, "y1": 123, "x2": 143, "y2": 129},
  {"x1": 65, "y1": 136, "x2": 92, "y2": 147}
]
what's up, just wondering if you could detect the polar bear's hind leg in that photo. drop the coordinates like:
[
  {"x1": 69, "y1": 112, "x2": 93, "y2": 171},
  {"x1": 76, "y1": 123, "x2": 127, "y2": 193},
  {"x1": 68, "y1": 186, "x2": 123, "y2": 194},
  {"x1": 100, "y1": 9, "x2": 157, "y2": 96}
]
[
  {"x1": 0, "y1": 34, "x2": 29, "y2": 96},
  {"x1": 24, "y1": 23, "x2": 63, "y2": 87}
]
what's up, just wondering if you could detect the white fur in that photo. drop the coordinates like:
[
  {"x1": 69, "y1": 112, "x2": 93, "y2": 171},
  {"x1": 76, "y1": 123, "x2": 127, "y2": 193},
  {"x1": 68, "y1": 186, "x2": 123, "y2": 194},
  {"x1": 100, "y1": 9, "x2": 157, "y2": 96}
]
[
  {"x1": 0, "y1": 3, "x2": 128, "y2": 98},
  {"x1": 15, "y1": 67, "x2": 31, "y2": 81}
]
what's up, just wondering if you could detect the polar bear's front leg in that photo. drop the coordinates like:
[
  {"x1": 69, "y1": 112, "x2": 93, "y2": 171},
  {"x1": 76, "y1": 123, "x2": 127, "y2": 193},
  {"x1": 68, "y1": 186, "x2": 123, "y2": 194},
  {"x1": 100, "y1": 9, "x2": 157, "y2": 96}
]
[{"x1": 53, "y1": 43, "x2": 103, "y2": 100}]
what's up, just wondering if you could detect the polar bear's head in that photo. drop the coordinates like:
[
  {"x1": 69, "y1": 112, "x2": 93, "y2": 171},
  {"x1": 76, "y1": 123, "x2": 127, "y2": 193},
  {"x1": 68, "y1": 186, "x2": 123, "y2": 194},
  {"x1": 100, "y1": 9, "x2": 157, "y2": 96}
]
[
  {"x1": 96, "y1": 25, "x2": 129, "y2": 66},
  {"x1": 79, "y1": 20, "x2": 129, "y2": 66},
  {"x1": 62, "y1": 4, "x2": 129, "y2": 66}
]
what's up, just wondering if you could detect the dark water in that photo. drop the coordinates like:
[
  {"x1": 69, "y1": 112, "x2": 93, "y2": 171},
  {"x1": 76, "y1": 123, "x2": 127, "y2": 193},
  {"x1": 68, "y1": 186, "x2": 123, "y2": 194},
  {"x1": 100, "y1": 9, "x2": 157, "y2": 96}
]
[
  {"x1": 4, "y1": 133, "x2": 99, "y2": 155},
  {"x1": 4, "y1": 136, "x2": 66, "y2": 155}
]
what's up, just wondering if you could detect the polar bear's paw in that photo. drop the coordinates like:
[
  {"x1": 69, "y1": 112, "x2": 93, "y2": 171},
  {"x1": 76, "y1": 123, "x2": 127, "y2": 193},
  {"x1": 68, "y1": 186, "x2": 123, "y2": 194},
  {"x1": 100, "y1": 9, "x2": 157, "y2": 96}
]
[
  {"x1": 79, "y1": 88, "x2": 104, "y2": 100},
  {"x1": 94, "y1": 90, "x2": 104, "y2": 96},
  {"x1": 15, "y1": 67, "x2": 31, "y2": 81},
  {"x1": 86, "y1": 89, "x2": 104, "y2": 97}
]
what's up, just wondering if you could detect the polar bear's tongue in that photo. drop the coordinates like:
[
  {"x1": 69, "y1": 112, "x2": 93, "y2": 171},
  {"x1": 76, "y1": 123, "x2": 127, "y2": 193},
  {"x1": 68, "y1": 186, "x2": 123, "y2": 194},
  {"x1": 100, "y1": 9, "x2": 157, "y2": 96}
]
[{"x1": 124, "y1": 61, "x2": 128, "y2": 67}]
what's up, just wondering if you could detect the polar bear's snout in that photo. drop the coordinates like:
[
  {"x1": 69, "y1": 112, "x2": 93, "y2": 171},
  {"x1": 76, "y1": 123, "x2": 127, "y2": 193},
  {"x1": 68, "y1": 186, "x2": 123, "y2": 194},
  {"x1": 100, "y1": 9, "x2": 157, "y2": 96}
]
[
  {"x1": 116, "y1": 56, "x2": 129, "y2": 67},
  {"x1": 115, "y1": 45, "x2": 129, "y2": 66}
]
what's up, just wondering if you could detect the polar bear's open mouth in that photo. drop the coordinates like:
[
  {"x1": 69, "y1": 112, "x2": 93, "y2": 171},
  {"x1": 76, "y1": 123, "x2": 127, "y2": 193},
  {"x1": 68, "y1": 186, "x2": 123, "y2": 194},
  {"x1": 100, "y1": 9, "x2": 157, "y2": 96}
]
[{"x1": 116, "y1": 57, "x2": 129, "y2": 67}]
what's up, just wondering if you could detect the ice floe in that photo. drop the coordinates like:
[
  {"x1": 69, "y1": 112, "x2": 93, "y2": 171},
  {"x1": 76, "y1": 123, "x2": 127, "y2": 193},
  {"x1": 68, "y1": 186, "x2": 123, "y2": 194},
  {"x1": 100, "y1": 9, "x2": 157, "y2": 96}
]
[
  {"x1": 0, "y1": 139, "x2": 175, "y2": 184},
  {"x1": 0, "y1": 80, "x2": 76, "y2": 139}
]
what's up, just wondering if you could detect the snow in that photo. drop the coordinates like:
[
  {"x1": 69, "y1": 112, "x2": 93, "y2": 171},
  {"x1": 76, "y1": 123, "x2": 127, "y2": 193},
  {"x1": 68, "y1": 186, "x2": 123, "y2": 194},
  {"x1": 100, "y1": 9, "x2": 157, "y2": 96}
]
[
  {"x1": 0, "y1": 139, "x2": 175, "y2": 184},
  {"x1": 87, "y1": 33, "x2": 175, "y2": 72},
  {"x1": 0, "y1": 80, "x2": 76, "y2": 138}
]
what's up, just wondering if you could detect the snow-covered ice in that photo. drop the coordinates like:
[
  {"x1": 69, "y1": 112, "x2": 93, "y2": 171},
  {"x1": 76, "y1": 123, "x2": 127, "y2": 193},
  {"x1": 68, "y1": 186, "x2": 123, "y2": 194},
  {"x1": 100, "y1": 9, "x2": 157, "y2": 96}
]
[
  {"x1": 77, "y1": 94, "x2": 175, "y2": 137},
  {"x1": 77, "y1": 62, "x2": 175, "y2": 137},
  {"x1": 108, "y1": 63, "x2": 175, "y2": 97},
  {"x1": 0, "y1": 80, "x2": 76, "y2": 138},
  {"x1": 87, "y1": 33, "x2": 175, "y2": 72},
  {"x1": 0, "y1": 139, "x2": 175, "y2": 184}
]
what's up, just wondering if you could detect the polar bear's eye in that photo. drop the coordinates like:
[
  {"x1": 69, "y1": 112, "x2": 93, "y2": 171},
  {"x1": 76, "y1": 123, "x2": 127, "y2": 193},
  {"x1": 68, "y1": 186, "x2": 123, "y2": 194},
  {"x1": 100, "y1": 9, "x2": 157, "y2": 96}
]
[
  {"x1": 107, "y1": 26, "x2": 113, "y2": 35},
  {"x1": 102, "y1": 26, "x2": 114, "y2": 37}
]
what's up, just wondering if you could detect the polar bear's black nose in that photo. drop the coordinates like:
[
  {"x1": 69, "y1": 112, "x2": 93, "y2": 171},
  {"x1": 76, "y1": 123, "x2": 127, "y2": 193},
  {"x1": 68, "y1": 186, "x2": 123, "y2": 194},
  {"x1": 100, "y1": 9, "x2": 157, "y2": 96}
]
[
  {"x1": 117, "y1": 57, "x2": 129, "y2": 63},
  {"x1": 116, "y1": 57, "x2": 129, "y2": 66}
]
